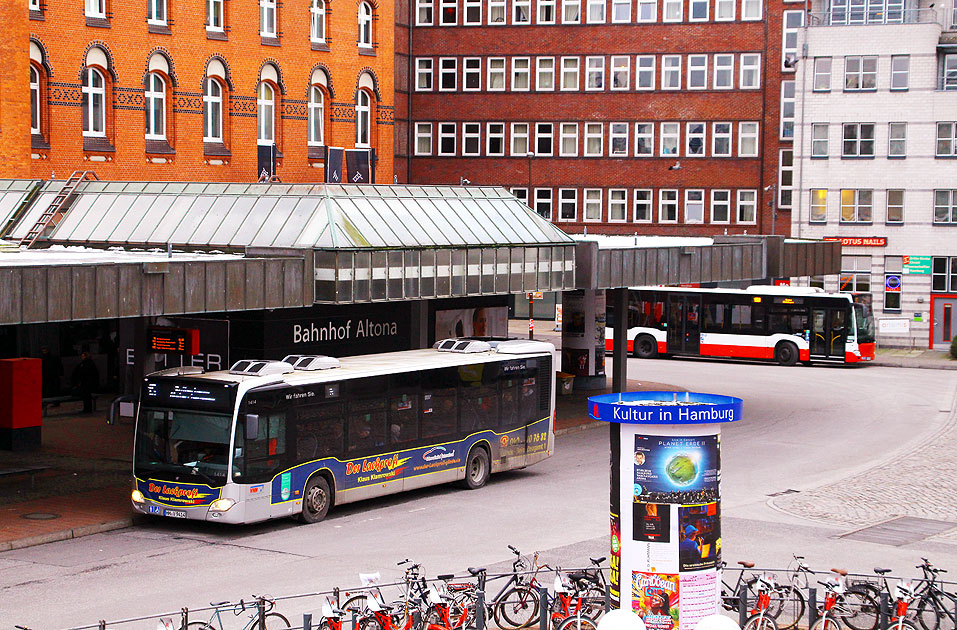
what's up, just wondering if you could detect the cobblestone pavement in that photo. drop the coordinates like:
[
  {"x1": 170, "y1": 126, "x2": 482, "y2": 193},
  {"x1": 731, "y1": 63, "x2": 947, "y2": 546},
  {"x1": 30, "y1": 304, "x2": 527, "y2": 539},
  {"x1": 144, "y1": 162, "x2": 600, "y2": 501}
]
[{"x1": 772, "y1": 383, "x2": 957, "y2": 535}]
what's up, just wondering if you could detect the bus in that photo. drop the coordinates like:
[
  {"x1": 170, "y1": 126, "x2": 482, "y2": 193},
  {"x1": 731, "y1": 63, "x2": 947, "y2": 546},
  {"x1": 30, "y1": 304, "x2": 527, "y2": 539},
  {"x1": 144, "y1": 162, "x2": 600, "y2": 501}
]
[
  {"x1": 131, "y1": 338, "x2": 556, "y2": 524},
  {"x1": 605, "y1": 286, "x2": 876, "y2": 366}
]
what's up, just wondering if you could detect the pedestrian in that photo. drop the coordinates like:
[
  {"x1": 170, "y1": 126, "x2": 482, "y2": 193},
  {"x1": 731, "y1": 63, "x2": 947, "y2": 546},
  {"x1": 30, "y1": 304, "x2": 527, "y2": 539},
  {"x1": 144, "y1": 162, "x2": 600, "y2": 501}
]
[
  {"x1": 40, "y1": 345, "x2": 63, "y2": 399},
  {"x1": 71, "y1": 351, "x2": 99, "y2": 413}
]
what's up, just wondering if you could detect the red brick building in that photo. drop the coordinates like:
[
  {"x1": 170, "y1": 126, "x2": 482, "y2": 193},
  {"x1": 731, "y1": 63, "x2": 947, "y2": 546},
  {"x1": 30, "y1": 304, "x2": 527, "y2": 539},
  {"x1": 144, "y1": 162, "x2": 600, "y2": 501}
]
[
  {"x1": 394, "y1": 0, "x2": 800, "y2": 236},
  {"x1": 5, "y1": 0, "x2": 395, "y2": 183}
]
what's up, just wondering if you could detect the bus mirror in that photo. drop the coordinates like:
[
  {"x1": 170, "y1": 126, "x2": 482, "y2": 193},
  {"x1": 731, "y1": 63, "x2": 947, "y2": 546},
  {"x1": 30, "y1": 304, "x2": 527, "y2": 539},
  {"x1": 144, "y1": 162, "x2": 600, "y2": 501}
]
[{"x1": 245, "y1": 414, "x2": 259, "y2": 440}]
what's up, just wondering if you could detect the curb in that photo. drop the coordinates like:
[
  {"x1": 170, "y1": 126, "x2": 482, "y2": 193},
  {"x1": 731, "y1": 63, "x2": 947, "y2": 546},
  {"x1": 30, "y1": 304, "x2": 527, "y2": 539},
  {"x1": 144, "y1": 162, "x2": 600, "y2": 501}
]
[
  {"x1": 0, "y1": 518, "x2": 133, "y2": 552},
  {"x1": 556, "y1": 420, "x2": 603, "y2": 436},
  {"x1": 872, "y1": 360, "x2": 957, "y2": 370}
]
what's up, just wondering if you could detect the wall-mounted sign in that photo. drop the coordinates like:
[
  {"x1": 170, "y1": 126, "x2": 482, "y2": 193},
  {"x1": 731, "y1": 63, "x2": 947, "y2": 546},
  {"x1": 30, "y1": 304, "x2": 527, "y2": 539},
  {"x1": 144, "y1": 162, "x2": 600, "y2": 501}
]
[
  {"x1": 824, "y1": 236, "x2": 887, "y2": 247},
  {"x1": 903, "y1": 256, "x2": 932, "y2": 275},
  {"x1": 878, "y1": 318, "x2": 910, "y2": 334},
  {"x1": 147, "y1": 327, "x2": 199, "y2": 355},
  {"x1": 885, "y1": 275, "x2": 902, "y2": 292}
]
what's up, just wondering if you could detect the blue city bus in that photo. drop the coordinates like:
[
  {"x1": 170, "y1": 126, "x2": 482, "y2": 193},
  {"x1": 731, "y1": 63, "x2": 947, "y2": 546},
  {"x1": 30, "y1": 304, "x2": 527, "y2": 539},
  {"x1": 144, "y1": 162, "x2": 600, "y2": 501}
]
[{"x1": 131, "y1": 339, "x2": 556, "y2": 524}]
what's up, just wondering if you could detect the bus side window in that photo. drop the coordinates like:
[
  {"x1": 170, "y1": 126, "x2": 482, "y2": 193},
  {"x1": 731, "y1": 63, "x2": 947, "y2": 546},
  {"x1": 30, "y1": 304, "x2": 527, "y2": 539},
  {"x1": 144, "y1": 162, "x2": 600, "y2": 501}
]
[
  {"x1": 421, "y1": 368, "x2": 458, "y2": 440},
  {"x1": 729, "y1": 304, "x2": 752, "y2": 333},
  {"x1": 296, "y1": 403, "x2": 343, "y2": 460},
  {"x1": 246, "y1": 413, "x2": 287, "y2": 481},
  {"x1": 702, "y1": 299, "x2": 726, "y2": 333},
  {"x1": 500, "y1": 378, "x2": 521, "y2": 430},
  {"x1": 519, "y1": 375, "x2": 538, "y2": 425},
  {"x1": 347, "y1": 402, "x2": 387, "y2": 454}
]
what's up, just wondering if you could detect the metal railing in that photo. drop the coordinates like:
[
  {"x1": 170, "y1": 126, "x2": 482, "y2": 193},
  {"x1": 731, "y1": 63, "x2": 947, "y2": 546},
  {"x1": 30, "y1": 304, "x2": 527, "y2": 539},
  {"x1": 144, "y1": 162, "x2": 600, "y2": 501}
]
[{"x1": 808, "y1": 7, "x2": 940, "y2": 25}]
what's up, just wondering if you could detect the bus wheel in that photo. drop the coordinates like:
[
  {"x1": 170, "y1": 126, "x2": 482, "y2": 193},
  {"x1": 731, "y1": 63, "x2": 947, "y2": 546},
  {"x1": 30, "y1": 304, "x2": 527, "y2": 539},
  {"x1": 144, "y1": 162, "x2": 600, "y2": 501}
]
[
  {"x1": 635, "y1": 335, "x2": 658, "y2": 359},
  {"x1": 774, "y1": 342, "x2": 799, "y2": 367},
  {"x1": 300, "y1": 475, "x2": 332, "y2": 524},
  {"x1": 461, "y1": 446, "x2": 490, "y2": 490}
]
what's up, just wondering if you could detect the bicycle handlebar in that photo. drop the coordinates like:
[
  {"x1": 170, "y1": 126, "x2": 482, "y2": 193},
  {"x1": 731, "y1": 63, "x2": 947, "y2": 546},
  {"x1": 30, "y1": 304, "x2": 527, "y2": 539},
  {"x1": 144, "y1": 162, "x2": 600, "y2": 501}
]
[{"x1": 509, "y1": 545, "x2": 520, "y2": 555}]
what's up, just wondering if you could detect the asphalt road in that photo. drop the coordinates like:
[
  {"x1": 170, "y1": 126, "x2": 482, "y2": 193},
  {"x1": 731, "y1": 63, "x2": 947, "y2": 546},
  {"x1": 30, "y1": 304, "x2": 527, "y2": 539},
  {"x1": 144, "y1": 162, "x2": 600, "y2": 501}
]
[{"x1": 1, "y1": 359, "x2": 955, "y2": 628}]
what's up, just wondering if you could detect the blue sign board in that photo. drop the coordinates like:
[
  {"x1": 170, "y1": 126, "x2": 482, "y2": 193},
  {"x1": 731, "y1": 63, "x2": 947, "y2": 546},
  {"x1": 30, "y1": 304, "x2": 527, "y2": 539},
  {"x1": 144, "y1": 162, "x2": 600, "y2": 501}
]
[{"x1": 588, "y1": 391, "x2": 742, "y2": 425}]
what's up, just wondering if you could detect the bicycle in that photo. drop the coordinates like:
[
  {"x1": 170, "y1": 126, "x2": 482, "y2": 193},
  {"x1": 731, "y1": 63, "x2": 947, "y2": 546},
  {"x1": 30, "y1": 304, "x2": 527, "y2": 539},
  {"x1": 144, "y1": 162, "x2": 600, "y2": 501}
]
[
  {"x1": 345, "y1": 561, "x2": 430, "y2": 628},
  {"x1": 721, "y1": 560, "x2": 760, "y2": 613},
  {"x1": 889, "y1": 580, "x2": 921, "y2": 630},
  {"x1": 547, "y1": 564, "x2": 605, "y2": 629},
  {"x1": 908, "y1": 558, "x2": 957, "y2": 630},
  {"x1": 182, "y1": 596, "x2": 290, "y2": 630},
  {"x1": 767, "y1": 554, "x2": 813, "y2": 630},
  {"x1": 742, "y1": 573, "x2": 780, "y2": 630}
]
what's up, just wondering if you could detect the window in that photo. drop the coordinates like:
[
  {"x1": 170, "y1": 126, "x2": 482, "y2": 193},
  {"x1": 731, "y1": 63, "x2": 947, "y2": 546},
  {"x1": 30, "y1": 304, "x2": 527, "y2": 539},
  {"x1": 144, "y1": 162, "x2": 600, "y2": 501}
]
[
  {"x1": 585, "y1": 123, "x2": 603, "y2": 155},
  {"x1": 29, "y1": 0, "x2": 41, "y2": 9},
  {"x1": 660, "y1": 122, "x2": 679, "y2": 155},
  {"x1": 659, "y1": 190, "x2": 678, "y2": 222},
  {"x1": 464, "y1": 0, "x2": 482, "y2": 22},
  {"x1": 30, "y1": 66, "x2": 40, "y2": 135},
  {"x1": 488, "y1": 58, "x2": 506, "y2": 90},
  {"x1": 417, "y1": 0, "x2": 434, "y2": 24},
  {"x1": 416, "y1": 59, "x2": 433, "y2": 91},
  {"x1": 662, "y1": 55, "x2": 681, "y2": 90},
  {"x1": 82, "y1": 68, "x2": 106, "y2": 137},
  {"x1": 439, "y1": 58, "x2": 457, "y2": 90},
  {"x1": 809, "y1": 276, "x2": 825, "y2": 290},
  {"x1": 609, "y1": 122, "x2": 628, "y2": 156},
  {"x1": 936, "y1": 122, "x2": 957, "y2": 156},
  {"x1": 512, "y1": 188, "x2": 529, "y2": 205},
  {"x1": 612, "y1": 0, "x2": 631, "y2": 20},
  {"x1": 779, "y1": 149, "x2": 793, "y2": 209},
  {"x1": 810, "y1": 189, "x2": 827, "y2": 222},
  {"x1": 257, "y1": 82, "x2": 274, "y2": 145},
  {"x1": 888, "y1": 122, "x2": 906, "y2": 157},
  {"x1": 358, "y1": 2, "x2": 373, "y2": 47},
  {"x1": 260, "y1": 0, "x2": 276, "y2": 36},
  {"x1": 561, "y1": 57, "x2": 580, "y2": 90},
  {"x1": 634, "y1": 190, "x2": 652, "y2": 222},
  {"x1": 148, "y1": 0, "x2": 167, "y2": 25},
  {"x1": 637, "y1": 0, "x2": 657, "y2": 20},
  {"x1": 512, "y1": 58, "x2": 531, "y2": 90},
  {"x1": 740, "y1": 54, "x2": 760, "y2": 88},
  {"x1": 711, "y1": 189, "x2": 730, "y2": 223},
  {"x1": 514, "y1": 0, "x2": 531, "y2": 22},
  {"x1": 587, "y1": 0, "x2": 605, "y2": 22},
  {"x1": 563, "y1": 0, "x2": 581, "y2": 21},
  {"x1": 560, "y1": 122, "x2": 578, "y2": 156},
  {"x1": 715, "y1": 0, "x2": 733, "y2": 20},
  {"x1": 686, "y1": 122, "x2": 705, "y2": 156},
  {"x1": 934, "y1": 190, "x2": 957, "y2": 223},
  {"x1": 487, "y1": 123, "x2": 505, "y2": 155},
  {"x1": 890, "y1": 55, "x2": 909, "y2": 90},
  {"x1": 586, "y1": 57, "x2": 605, "y2": 90},
  {"x1": 463, "y1": 122, "x2": 481, "y2": 155},
  {"x1": 415, "y1": 122, "x2": 432, "y2": 155},
  {"x1": 207, "y1": 0, "x2": 224, "y2": 29},
  {"x1": 203, "y1": 78, "x2": 223, "y2": 142},
  {"x1": 534, "y1": 189, "x2": 553, "y2": 219},
  {"x1": 86, "y1": 0, "x2": 105, "y2": 18},
  {"x1": 842, "y1": 123, "x2": 875, "y2": 157},
  {"x1": 782, "y1": 11, "x2": 803, "y2": 70},
  {"x1": 489, "y1": 0, "x2": 506, "y2": 21},
  {"x1": 635, "y1": 123, "x2": 654, "y2": 156},
  {"x1": 539, "y1": 0, "x2": 557, "y2": 21},
  {"x1": 845, "y1": 56, "x2": 877, "y2": 90},
  {"x1": 741, "y1": 0, "x2": 760, "y2": 19},
  {"x1": 714, "y1": 54, "x2": 733, "y2": 89},
  {"x1": 932, "y1": 257, "x2": 957, "y2": 291},
  {"x1": 438, "y1": 122, "x2": 456, "y2": 155},
  {"x1": 943, "y1": 55, "x2": 957, "y2": 90},
  {"x1": 840, "y1": 189, "x2": 873, "y2": 222},
  {"x1": 688, "y1": 55, "x2": 707, "y2": 89},
  {"x1": 663, "y1": 0, "x2": 681, "y2": 20},
  {"x1": 636, "y1": 56, "x2": 655, "y2": 90},
  {"x1": 311, "y1": 0, "x2": 326, "y2": 42},
  {"x1": 537, "y1": 58, "x2": 556, "y2": 91},
  {"x1": 813, "y1": 57, "x2": 832, "y2": 91},
  {"x1": 511, "y1": 122, "x2": 530, "y2": 155},
  {"x1": 886, "y1": 190, "x2": 904, "y2": 224},
  {"x1": 690, "y1": 0, "x2": 708, "y2": 19},
  {"x1": 356, "y1": 89, "x2": 371, "y2": 147},
  {"x1": 145, "y1": 72, "x2": 166, "y2": 140},
  {"x1": 611, "y1": 56, "x2": 630, "y2": 90},
  {"x1": 737, "y1": 190, "x2": 757, "y2": 223},
  {"x1": 811, "y1": 123, "x2": 828, "y2": 157},
  {"x1": 712, "y1": 122, "x2": 731, "y2": 156},
  {"x1": 463, "y1": 58, "x2": 481, "y2": 90},
  {"x1": 584, "y1": 189, "x2": 602, "y2": 221},
  {"x1": 536, "y1": 122, "x2": 554, "y2": 156},
  {"x1": 559, "y1": 189, "x2": 577, "y2": 221},
  {"x1": 441, "y1": 0, "x2": 457, "y2": 24},
  {"x1": 685, "y1": 190, "x2": 704, "y2": 223},
  {"x1": 884, "y1": 256, "x2": 903, "y2": 311},
  {"x1": 840, "y1": 255, "x2": 871, "y2": 293},
  {"x1": 609, "y1": 189, "x2": 627, "y2": 221},
  {"x1": 738, "y1": 122, "x2": 758, "y2": 156}
]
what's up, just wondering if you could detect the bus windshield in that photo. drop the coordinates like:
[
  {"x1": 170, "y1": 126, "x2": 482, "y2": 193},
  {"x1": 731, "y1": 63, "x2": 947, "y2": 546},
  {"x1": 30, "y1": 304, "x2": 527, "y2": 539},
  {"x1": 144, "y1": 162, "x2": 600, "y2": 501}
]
[
  {"x1": 134, "y1": 408, "x2": 235, "y2": 487},
  {"x1": 854, "y1": 303, "x2": 876, "y2": 344}
]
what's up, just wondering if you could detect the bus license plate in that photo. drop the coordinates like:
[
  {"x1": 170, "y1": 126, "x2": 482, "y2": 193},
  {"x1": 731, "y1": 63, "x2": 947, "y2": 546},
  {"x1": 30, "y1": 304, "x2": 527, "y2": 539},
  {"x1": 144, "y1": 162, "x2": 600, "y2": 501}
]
[{"x1": 165, "y1": 510, "x2": 187, "y2": 519}]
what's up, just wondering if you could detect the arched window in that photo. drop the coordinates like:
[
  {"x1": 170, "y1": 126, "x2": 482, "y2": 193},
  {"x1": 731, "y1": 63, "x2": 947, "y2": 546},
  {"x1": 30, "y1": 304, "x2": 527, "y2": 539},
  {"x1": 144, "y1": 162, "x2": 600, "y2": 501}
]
[
  {"x1": 82, "y1": 68, "x2": 106, "y2": 137},
  {"x1": 355, "y1": 89, "x2": 370, "y2": 147},
  {"x1": 309, "y1": 86, "x2": 324, "y2": 145},
  {"x1": 145, "y1": 72, "x2": 166, "y2": 140},
  {"x1": 311, "y1": 0, "x2": 326, "y2": 43},
  {"x1": 30, "y1": 66, "x2": 40, "y2": 135},
  {"x1": 203, "y1": 78, "x2": 223, "y2": 141},
  {"x1": 257, "y1": 82, "x2": 275, "y2": 144},
  {"x1": 358, "y1": 2, "x2": 373, "y2": 48}
]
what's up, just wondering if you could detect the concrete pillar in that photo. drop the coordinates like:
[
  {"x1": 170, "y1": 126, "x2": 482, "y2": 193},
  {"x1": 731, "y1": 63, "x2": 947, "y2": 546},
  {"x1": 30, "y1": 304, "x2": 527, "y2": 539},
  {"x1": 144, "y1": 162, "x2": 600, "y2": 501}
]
[{"x1": 560, "y1": 289, "x2": 606, "y2": 389}]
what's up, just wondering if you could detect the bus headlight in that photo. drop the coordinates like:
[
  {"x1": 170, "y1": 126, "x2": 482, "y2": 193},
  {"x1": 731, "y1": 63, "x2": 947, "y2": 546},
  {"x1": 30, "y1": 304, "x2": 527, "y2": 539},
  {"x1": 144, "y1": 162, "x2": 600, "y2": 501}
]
[
  {"x1": 131, "y1": 489, "x2": 145, "y2": 504},
  {"x1": 209, "y1": 498, "x2": 236, "y2": 512}
]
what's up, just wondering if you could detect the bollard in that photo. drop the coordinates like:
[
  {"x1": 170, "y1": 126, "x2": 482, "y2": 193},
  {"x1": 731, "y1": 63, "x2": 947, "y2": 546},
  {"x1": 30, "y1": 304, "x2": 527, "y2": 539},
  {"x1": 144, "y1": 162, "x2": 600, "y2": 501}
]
[
  {"x1": 476, "y1": 590, "x2": 486, "y2": 630},
  {"x1": 738, "y1": 584, "x2": 748, "y2": 628},
  {"x1": 539, "y1": 586, "x2": 549, "y2": 630},
  {"x1": 352, "y1": 609, "x2": 358, "y2": 630},
  {"x1": 304, "y1": 613, "x2": 312, "y2": 630},
  {"x1": 880, "y1": 592, "x2": 889, "y2": 630},
  {"x1": 413, "y1": 609, "x2": 422, "y2": 630},
  {"x1": 258, "y1": 598, "x2": 267, "y2": 630},
  {"x1": 808, "y1": 588, "x2": 818, "y2": 628},
  {"x1": 605, "y1": 584, "x2": 612, "y2": 613},
  {"x1": 181, "y1": 607, "x2": 189, "y2": 628}
]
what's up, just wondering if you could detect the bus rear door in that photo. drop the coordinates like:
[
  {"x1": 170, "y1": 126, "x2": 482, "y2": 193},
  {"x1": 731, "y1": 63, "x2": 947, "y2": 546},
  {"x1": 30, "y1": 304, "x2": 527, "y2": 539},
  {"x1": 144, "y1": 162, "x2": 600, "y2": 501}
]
[{"x1": 666, "y1": 294, "x2": 701, "y2": 355}]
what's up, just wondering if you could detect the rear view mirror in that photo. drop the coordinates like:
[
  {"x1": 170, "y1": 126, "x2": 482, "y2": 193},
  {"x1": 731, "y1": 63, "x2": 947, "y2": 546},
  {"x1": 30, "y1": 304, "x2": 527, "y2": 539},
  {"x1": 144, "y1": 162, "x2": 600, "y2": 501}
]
[{"x1": 245, "y1": 414, "x2": 259, "y2": 440}]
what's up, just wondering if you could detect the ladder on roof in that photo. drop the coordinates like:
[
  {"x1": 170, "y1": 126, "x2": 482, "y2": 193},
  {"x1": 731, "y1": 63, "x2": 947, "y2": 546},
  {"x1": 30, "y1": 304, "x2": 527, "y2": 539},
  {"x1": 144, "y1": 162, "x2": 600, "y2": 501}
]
[{"x1": 19, "y1": 170, "x2": 98, "y2": 248}]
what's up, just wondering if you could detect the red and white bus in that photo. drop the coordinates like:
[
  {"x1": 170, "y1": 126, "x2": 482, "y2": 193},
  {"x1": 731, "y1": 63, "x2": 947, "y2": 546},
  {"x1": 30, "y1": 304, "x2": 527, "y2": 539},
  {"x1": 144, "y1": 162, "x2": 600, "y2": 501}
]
[{"x1": 606, "y1": 286, "x2": 876, "y2": 366}]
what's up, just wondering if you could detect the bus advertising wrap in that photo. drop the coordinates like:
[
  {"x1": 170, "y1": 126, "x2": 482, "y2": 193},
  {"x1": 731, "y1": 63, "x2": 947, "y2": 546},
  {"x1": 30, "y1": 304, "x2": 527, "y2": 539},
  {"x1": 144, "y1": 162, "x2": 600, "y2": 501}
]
[{"x1": 135, "y1": 478, "x2": 222, "y2": 507}]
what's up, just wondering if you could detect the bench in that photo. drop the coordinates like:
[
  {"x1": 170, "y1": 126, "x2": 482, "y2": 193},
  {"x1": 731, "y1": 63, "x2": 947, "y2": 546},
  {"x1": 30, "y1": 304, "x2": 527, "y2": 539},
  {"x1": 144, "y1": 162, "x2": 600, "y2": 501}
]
[
  {"x1": 42, "y1": 394, "x2": 99, "y2": 416},
  {"x1": 0, "y1": 466, "x2": 50, "y2": 490}
]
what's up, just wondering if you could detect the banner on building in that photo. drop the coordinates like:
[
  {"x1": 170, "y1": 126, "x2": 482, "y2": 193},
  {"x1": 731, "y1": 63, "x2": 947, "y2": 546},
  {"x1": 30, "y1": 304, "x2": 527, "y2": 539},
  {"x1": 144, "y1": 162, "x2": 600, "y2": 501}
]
[
  {"x1": 346, "y1": 149, "x2": 372, "y2": 184},
  {"x1": 326, "y1": 147, "x2": 345, "y2": 183}
]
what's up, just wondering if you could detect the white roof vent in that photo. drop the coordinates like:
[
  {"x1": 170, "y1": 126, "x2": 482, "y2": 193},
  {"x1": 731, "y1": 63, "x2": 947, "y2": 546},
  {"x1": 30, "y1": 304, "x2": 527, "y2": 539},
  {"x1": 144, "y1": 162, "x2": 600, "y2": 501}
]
[
  {"x1": 495, "y1": 340, "x2": 555, "y2": 355},
  {"x1": 229, "y1": 360, "x2": 295, "y2": 376},
  {"x1": 434, "y1": 339, "x2": 458, "y2": 351},
  {"x1": 434, "y1": 338, "x2": 492, "y2": 353},
  {"x1": 282, "y1": 354, "x2": 341, "y2": 371},
  {"x1": 147, "y1": 365, "x2": 205, "y2": 377}
]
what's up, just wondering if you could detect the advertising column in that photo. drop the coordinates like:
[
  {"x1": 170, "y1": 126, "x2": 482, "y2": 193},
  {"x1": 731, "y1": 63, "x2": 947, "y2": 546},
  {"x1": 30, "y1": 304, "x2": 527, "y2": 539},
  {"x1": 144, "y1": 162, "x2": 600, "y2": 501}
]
[{"x1": 590, "y1": 391, "x2": 742, "y2": 630}]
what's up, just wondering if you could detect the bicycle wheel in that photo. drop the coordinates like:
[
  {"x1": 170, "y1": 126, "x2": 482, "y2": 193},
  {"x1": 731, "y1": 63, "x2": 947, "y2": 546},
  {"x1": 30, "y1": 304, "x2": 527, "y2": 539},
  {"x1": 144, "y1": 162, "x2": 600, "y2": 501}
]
[
  {"x1": 811, "y1": 617, "x2": 844, "y2": 630},
  {"x1": 841, "y1": 588, "x2": 879, "y2": 630},
  {"x1": 264, "y1": 613, "x2": 290, "y2": 630},
  {"x1": 914, "y1": 595, "x2": 943, "y2": 630},
  {"x1": 556, "y1": 615, "x2": 599, "y2": 630},
  {"x1": 579, "y1": 586, "x2": 606, "y2": 621},
  {"x1": 771, "y1": 585, "x2": 806, "y2": 630},
  {"x1": 496, "y1": 586, "x2": 541, "y2": 630},
  {"x1": 743, "y1": 614, "x2": 780, "y2": 630},
  {"x1": 184, "y1": 622, "x2": 214, "y2": 630},
  {"x1": 359, "y1": 616, "x2": 386, "y2": 630}
]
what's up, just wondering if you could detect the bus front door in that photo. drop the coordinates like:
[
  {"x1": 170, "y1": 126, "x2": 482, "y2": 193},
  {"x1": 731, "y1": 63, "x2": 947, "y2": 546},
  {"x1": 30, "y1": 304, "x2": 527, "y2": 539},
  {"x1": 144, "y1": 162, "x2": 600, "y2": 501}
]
[
  {"x1": 666, "y1": 296, "x2": 701, "y2": 355},
  {"x1": 810, "y1": 308, "x2": 846, "y2": 360}
]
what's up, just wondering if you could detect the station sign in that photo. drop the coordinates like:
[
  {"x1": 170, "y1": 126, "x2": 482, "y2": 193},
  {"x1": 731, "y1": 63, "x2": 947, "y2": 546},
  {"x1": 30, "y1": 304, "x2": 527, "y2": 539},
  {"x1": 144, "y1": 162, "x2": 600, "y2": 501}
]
[{"x1": 147, "y1": 327, "x2": 200, "y2": 356}]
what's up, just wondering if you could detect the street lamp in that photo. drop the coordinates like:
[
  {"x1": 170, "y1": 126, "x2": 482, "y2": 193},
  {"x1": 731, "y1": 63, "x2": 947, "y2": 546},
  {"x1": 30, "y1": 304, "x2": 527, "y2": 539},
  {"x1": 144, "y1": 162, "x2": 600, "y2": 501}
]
[{"x1": 764, "y1": 184, "x2": 777, "y2": 235}]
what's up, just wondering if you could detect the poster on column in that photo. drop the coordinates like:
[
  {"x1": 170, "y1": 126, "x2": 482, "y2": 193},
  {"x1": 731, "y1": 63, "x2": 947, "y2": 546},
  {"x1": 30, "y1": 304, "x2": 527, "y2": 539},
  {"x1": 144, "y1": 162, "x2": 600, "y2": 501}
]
[
  {"x1": 633, "y1": 434, "x2": 719, "y2": 505},
  {"x1": 678, "y1": 503, "x2": 720, "y2": 571},
  {"x1": 678, "y1": 571, "x2": 720, "y2": 630},
  {"x1": 633, "y1": 572, "x2": 679, "y2": 630}
]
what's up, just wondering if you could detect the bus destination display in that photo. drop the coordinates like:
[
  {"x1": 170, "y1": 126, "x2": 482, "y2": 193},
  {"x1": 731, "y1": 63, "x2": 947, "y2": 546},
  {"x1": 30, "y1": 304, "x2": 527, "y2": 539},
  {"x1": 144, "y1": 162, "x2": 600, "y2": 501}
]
[
  {"x1": 143, "y1": 379, "x2": 234, "y2": 412},
  {"x1": 148, "y1": 327, "x2": 199, "y2": 355}
]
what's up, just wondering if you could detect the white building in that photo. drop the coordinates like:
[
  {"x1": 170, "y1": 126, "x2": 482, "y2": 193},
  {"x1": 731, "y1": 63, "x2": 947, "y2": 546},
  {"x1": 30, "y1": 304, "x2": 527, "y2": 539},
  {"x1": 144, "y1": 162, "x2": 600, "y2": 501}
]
[{"x1": 791, "y1": 1, "x2": 957, "y2": 349}]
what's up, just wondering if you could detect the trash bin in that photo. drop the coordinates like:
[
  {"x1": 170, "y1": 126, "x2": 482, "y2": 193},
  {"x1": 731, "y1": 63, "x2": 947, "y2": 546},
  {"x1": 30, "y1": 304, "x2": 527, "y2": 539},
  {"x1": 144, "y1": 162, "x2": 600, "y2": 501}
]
[{"x1": 556, "y1": 372, "x2": 575, "y2": 395}]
